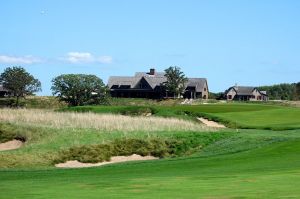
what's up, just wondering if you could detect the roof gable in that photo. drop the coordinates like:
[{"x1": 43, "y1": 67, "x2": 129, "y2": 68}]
[
  {"x1": 133, "y1": 77, "x2": 152, "y2": 89},
  {"x1": 108, "y1": 71, "x2": 208, "y2": 92},
  {"x1": 234, "y1": 86, "x2": 255, "y2": 95},
  {"x1": 225, "y1": 86, "x2": 268, "y2": 96},
  {"x1": 108, "y1": 76, "x2": 140, "y2": 88},
  {"x1": 144, "y1": 76, "x2": 167, "y2": 89},
  {"x1": 186, "y1": 78, "x2": 207, "y2": 92}
]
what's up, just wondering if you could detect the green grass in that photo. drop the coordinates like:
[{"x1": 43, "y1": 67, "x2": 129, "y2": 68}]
[
  {"x1": 65, "y1": 103, "x2": 279, "y2": 114},
  {"x1": 0, "y1": 122, "x2": 227, "y2": 169},
  {"x1": 1, "y1": 129, "x2": 300, "y2": 198},
  {"x1": 1, "y1": 103, "x2": 300, "y2": 198},
  {"x1": 0, "y1": 96, "x2": 67, "y2": 109},
  {"x1": 214, "y1": 108, "x2": 300, "y2": 130},
  {"x1": 63, "y1": 103, "x2": 300, "y2": 130},
  {"x1": 54, "y1": 134, "x2": 231, "y2": 164}
]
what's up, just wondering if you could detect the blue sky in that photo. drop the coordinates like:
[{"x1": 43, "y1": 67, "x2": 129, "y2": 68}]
[{"x1": 0, "y1": 0, "x2": 299, "y2": 95}]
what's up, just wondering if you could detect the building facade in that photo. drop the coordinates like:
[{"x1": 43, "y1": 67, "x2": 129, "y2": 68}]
[
  {"x1": 225, "y1": 86, "x2": 268, "y2": 101},
  {"x1": 108, "y1": 69, "x2": 209, "y2": 99}
]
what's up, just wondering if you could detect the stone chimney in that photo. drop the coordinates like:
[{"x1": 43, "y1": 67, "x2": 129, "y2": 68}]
[{"x1": 149, "y1": 68, "x2": 155, "y2": 75}]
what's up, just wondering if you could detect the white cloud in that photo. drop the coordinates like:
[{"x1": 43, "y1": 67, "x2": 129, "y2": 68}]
[
  {"x1": 65, "y1": 52, "x2": 112, "y2": 64},
  {"x1": 0, "y1": 55, "x2": 41, "y2": 64},
  {"x1": 97, "y1": 55, "x2": 113, "y2": 64},
  {"x1": 66, "y1": 52, "x2": 94, "y2": 63}
]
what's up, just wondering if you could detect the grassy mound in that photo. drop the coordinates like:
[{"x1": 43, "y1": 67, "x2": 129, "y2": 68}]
[
  {"x1": 55, "y1": 132, "x2": 231, "y2": 164},
  {"x1": 0, "y1": 96, "x2": 67, "y2": 109},
  {"x1": 55, "y1": 138, "x2": 174, "y2": 164}
]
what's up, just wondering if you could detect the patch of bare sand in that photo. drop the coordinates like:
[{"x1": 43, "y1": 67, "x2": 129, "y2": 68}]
[
  {"x1": 197, "y1": 117, "x2": 226, "y2": 128},
  {"x1": 55, "y1": 154, "x2": 158, "y2": 168},
  {"x1": 0, "y1": 139, "x2": 23, "y2": 151}
]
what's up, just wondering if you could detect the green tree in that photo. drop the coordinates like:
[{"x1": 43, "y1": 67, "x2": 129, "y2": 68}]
[
  {"x1": 51, "y1": 74, "x2": 107, "y2": 106},
  {"x1": 295, "y1": 82, "x2": 300, "y2": 100},
  {"x1": 162, "y1": 66, "x2": 188, "y2": 98},
  {"x1": 259, "y1": 83, "x2": 296, "y2": 100},
  {"x1": 0, "y1": 66, "x2": 41, "y2": 106}
]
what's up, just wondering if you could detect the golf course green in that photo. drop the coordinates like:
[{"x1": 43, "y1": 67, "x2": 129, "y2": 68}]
[{"x1": 0, "y1": 103, "x2": 300, "y2": 198}]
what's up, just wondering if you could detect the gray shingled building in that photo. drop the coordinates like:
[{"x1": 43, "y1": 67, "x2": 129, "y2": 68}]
[
  {"x1": 224, "y1": 85, "x2": 268, "y2": 101},
  {"x1": 108, "y1": 69, "x2": 209, "y2": 99}
]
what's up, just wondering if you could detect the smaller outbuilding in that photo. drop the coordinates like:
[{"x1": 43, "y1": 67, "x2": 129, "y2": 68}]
[{"x1": 224, "y1": 85, "x2": 268, "y2": 101}]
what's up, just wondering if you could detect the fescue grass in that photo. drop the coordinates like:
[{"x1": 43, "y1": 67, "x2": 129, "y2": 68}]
[
  {"x1": 0, "y1": 124, "x2": 26, "y2": 143},
  {"x1": 0, "y1": 107, "x2": 217, "y2": 169},
  {"x1": 63, "y1": 103, "x2": 300, "y2": 130},
  {"x1": 0, "y1": 108, "x2": 211, "y2": 132},
  {"x1": 0, "y1": 121, "x2": 228, "y2": 169},
  {"x1": 55, "y1": 133, "x2": 231, "y2": 164}
]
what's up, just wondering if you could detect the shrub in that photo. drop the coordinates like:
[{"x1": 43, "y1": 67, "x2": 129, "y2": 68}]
[
  {"x1": 0, "y1": 124, "x2": 26, "y2": 143},
  {"x1": 55, "y1": 138, "x2": 193, "y2": 164},
  {"x1": 54, "y1": 133, "x2": 232, "y2": 164},
  {"x1": 58, "y1": 144, "x2": 112, "y2": 163}
]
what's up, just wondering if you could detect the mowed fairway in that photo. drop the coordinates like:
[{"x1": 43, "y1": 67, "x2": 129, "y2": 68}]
[{"x1": 0, "y1": 103, "x2": 300, "y2": 198}]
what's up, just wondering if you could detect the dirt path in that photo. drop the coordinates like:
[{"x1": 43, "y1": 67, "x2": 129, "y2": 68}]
[
  {"x1": 55, "y1": 154, "x2": 158, "y2": 168},
  {"x1": 0, "y1": 139, "x2": 24, "y2": 151},
  {"x1": 197, "y1": 117, "x2": 226, "y2": 128}
]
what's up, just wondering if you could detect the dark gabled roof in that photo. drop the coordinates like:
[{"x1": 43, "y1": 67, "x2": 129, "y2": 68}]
[
  {"x1": 233, "y1": 86, "x2": 255, "y2": 95},
  {"x1": 108, "y1": 71, "x2": 207, "y2": 92},
  {"x1": 107, "y1": 76, "x2": 140, "y2": 88},
  {"x1": 186, "y1": 78, "x2": 208, "y2": 92},
  {"x1": 226, "y1": 86, "x2": 268, "y2": 96},
  {"x1": 143, "y1": 76, "x2": 167, "y2": 89}
]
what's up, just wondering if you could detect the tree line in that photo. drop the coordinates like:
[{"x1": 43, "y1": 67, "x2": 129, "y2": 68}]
[
  {"x1": 258, "y1": 83, "x2": 300, "y2": 100},
  {"x1": 0, "y1": 66, "x2": 188, "y2": 106},
  {"x1": 1, "y1": 66, "x2": 299, "y2": 106}
]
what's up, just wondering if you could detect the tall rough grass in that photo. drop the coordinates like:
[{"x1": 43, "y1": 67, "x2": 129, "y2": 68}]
[{"x1": 0, "y1": 109, "x2": 211, "y2": 132}]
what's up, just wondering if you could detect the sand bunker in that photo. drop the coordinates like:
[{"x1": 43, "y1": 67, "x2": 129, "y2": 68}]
[
  {"x1": 0, "y1": 139, "x2": 24, "y2": 151},
  {"x1": 55, "y1": 154, "x2": 158, "y2": 168},
  {"x1": 197, "y1": 117, "x2": 226, "y2": 128}
]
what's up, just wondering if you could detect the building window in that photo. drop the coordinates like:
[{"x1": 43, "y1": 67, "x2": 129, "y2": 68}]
[
  {"x1": 228, "y1": 95, "x2": 232, "y2": 99},
  {"x1": 204, "y1": 88, "x2": 207, "y2": 91},
  {"x1": 257, "y1": 96, "x2": 262, "y2": 100}
]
